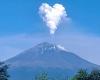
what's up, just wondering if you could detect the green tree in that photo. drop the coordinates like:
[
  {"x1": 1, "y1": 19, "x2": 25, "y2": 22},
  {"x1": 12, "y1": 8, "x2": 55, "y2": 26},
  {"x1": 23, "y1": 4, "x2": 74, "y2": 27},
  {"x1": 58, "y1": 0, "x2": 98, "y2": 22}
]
[
  {"x1": 35, "y1": 72, "x2": 48, "y2": 80},
  {"x1": 88, "y1": 69, "x2": 100, "y2": 80},
  {"x1": 72, "y1": 69, "x2": 88, "y2": 80},
  {"x1": 0, "y1": 62, "x2": 9, "y2": 80}
]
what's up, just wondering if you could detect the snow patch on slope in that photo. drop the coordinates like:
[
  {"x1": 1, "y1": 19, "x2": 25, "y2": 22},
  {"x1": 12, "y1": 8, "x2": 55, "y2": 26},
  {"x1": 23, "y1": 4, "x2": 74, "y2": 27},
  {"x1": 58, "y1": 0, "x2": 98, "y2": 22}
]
[{"x1": 57, "y1": 45, "x2": 67, "y2": 51}]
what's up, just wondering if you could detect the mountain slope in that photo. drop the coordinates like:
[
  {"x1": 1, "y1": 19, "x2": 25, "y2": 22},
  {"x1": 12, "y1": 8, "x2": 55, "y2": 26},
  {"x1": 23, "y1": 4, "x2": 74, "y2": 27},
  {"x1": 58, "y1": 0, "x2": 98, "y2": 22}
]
[{"x1": 6, "y1": 42, "x2": 100, "y2": 80}]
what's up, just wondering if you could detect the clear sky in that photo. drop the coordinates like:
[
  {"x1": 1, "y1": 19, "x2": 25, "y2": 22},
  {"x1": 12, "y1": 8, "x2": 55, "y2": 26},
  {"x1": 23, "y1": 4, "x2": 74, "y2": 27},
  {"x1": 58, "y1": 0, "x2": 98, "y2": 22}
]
[{"x1": 0, "y1": 0, "x2": 100, "y2": 65}]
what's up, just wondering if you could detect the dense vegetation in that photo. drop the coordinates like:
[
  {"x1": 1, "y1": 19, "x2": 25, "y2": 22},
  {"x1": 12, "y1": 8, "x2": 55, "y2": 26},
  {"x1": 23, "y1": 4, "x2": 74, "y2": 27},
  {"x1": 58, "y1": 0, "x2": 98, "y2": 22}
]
[
  {"x1": 35, "y1": 69, "x2": 100, "y2": 80},
  {"x1": 0, "y1": 62, "x2": 9, "y2": 80},
  {"x1": 0, "y1": 61, "x2": 100, "y2": 80},
  {"x1": 72, "y1": 69, "x2": 100, "y2": 80}
]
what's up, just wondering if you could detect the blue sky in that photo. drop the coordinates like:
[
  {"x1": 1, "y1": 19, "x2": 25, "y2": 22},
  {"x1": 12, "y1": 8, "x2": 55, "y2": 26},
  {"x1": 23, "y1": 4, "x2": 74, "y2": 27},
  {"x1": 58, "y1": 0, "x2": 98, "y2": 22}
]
[
  {"x1": 0, "y1": 0, "x2": 100, "y2": 65},
  {"x1": 0, "y1": 0, "x2": 100, "y2": 36}
]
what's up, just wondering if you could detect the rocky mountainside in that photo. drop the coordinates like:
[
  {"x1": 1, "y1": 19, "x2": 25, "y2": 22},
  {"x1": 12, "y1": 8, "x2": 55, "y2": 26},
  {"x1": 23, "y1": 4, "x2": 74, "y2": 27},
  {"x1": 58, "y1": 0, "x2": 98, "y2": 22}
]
[{"x1": 6, "y1": 42, "x2": 100, "y2": 80}]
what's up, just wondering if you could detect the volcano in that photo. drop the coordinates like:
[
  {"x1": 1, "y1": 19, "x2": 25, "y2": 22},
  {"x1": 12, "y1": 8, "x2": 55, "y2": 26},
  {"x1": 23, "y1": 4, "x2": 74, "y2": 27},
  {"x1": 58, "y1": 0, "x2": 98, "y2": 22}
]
[{"x1": 6, "y1": 42, "x2": 100, "y2": 80}]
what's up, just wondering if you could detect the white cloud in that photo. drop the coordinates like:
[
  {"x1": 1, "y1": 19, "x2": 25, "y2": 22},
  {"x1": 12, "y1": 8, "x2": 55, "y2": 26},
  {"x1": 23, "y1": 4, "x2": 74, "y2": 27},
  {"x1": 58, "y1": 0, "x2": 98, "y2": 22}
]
[{"x1": 39, "y1": 3, "x2": 68, "y2": 34}]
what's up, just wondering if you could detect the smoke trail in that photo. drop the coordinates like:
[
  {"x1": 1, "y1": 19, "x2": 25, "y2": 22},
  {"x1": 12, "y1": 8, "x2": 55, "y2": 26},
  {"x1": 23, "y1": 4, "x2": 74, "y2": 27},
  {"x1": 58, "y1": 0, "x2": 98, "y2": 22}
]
[{"x1": 39, "y1": 3, "x2": 68, "y2": 34}]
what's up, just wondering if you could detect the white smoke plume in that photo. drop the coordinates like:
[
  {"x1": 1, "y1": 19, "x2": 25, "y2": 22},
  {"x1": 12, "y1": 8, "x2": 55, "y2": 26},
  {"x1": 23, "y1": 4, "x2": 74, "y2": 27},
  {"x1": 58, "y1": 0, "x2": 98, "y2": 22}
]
[{"x1": 39, "y1": 3, "x2": 68, "y2": 34}]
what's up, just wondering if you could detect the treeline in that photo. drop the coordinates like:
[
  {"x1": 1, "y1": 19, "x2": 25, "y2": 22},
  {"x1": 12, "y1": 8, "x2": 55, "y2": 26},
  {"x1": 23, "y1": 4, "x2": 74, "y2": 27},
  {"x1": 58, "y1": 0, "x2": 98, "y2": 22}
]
[
  {"x1": 72, "y1": 69, "x2": 100, "y2": 80},
  {"x1": 0, "y1": 62, "x2": 100, "y2": 80},
  {"x1": 35, "y1": 69, "x2": 100, "y2": 80},
  {"x1": 0, "y1": 62, "x2": 9, "y2": 80}
]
